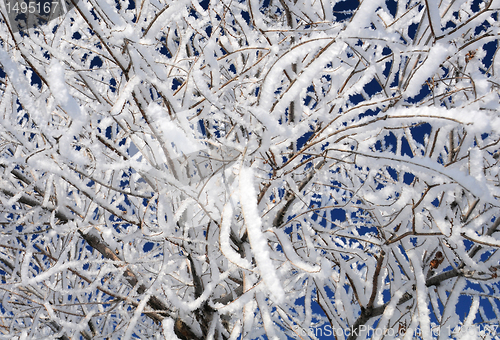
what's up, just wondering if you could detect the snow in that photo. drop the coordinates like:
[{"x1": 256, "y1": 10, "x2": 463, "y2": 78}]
[
  {"x1": 123, "y1": 293, "x2": 151, "y2": 340},
  {"x1": 110, "y1": 76, "x2": 140, "y2": 116},
  {"x1": 220, "y1": 203, "x2": 253, "y2": 269},
  {"x1": 214, "y1": 284, "x2": 258, "y2": 313},
  {"x1": 439, "y1": 278, "x2": 467, "y2": 340},
  {"x1": 268, "y1": 40, "x2": 345, "y2": 117},
  {"x1": 272, "y1": 229, "x2": 320, "y2": 273},
  {"x1": 255, "y1": 291, "x2": 280, "y2": 340},
  {"x1": 372, "y1": 283, "x2": 411, "y2": 340},
  {"x1": 48, "y1": 61, "x2": 84, "y2": 122},
  {"x1": 1, "y1": 0, "x2": 499, "y2": 338},
  {"x1": 0, "y1": 48, "x2": 49, "y2": 128},
  {"x1": 162, "y1": 318, "x2": 181, "y2": 340},
  {"x1": 343, "y1": 0, "x2": 384, "y2": 36},
  {"x1": 426, "y1": 0, "x2": 442, "y2": 37},
  {"x1": 404, "y1": 44, "x2": 454, "y2": 98},
  {"x1": 456, "y1": 297, "x2": 480, "y2": 339},
  {"x1": 149, "y1": 103, "x2": 199, "y2": 152},
  {"x1": 408, "y1": 251, "x2": 432, "y2": 340},
  {"x1": 469, "y1": 148, "x2": 485, "y2": 183},
  {"x1": 239, "y1": 167, "x2": 285, "y2": 304}
]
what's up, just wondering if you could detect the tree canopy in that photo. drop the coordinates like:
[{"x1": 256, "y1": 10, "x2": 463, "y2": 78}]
[{"x1": 0, "y1": 0, "x2": 500, "y2": 339}]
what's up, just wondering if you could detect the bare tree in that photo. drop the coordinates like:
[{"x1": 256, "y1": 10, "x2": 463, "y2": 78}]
[{"x1": 0, "y1": 0, "x2": 499, "y2": 339}]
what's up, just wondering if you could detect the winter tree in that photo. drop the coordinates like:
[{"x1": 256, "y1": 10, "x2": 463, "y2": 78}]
[{"x1": 0, "y1": 0, "x2": 499, "y2": 339}]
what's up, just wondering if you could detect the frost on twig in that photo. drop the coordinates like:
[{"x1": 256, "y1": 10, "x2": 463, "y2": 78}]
[{"x1": 0, "y1": 0, "x2": 499, "y2": 339}]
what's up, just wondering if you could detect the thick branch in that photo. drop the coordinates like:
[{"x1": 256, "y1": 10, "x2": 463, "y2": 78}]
[{"x1": 0, "y1": 171, "x2": 204, "y2": 340}]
